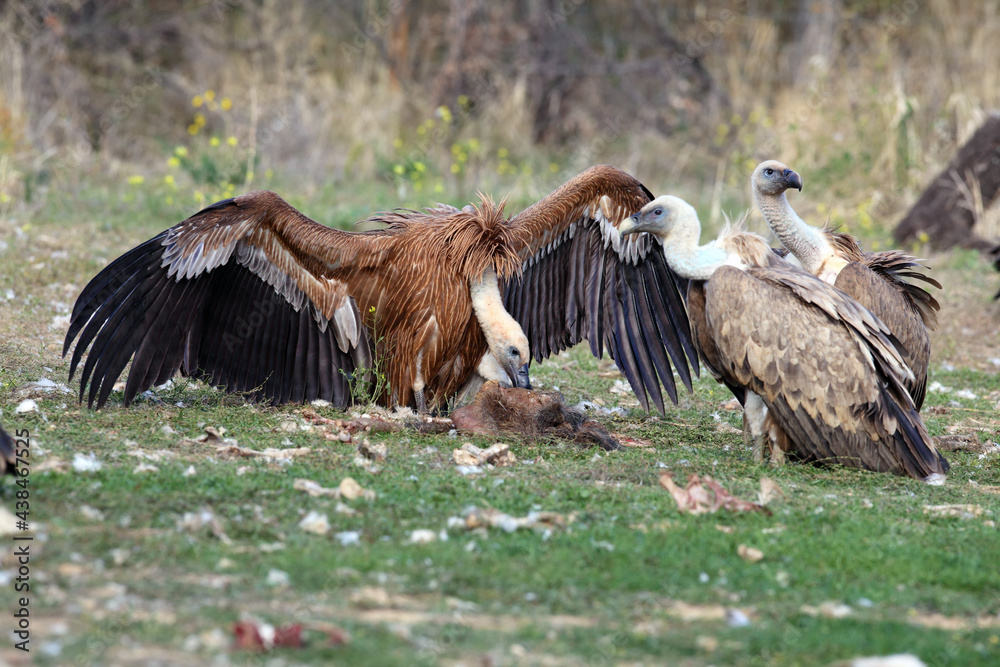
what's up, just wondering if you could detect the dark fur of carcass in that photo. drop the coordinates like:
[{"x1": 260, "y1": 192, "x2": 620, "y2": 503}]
[{"x1": 451, "y1": 382, "x2": 620, "y2": 451}]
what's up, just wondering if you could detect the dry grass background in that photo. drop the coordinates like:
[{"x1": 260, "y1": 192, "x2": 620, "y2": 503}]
[{"x1": 0, "y1": 1, "x2": 999, "y2": 215}]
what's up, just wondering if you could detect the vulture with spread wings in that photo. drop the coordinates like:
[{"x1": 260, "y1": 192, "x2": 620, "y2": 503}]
[{"x1": 64, "y1": 165, "x2": 698, "y2": 413}]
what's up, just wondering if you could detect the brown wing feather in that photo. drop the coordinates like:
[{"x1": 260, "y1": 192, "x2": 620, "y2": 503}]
[
  {"x1": 823, "y1": 228, "x2": 939, "y2": 409},
  {"x1": 834, "y1": 261, "x2": 931, "y2": 409},
  {"x1": 64, "y1": 191, "x2": 388, "y2": 408},
  {"x1": 686, "y1": 282, "x2": 745, "y2": 405},
  {"x1": 503, "y1": 165, "x2": 699, "y2": 414},
  {"x1": 703, "y1": 265, "x2": 948, "y2": 480}
]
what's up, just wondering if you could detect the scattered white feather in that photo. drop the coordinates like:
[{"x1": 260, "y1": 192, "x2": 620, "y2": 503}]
[
  {"x1": 954, "y1": 389, "x2": 978, "y2": 400},
  {"x1": 408, "y1": 529, "x2": 438, "y2": 544},
  {"x1": 265, "y1": 569, "x2": 290, "y2": 587},
  {"x1": 335, "y1": 531, "x2": 361, "y2": 546},
  {"x1": 15, "y1": 399, "x2": 38, "y2": 413},
  {"x1": 726, "y1": 609, "x2": 751, "y2": 627},
  {"x1": 851, "y1": 655, "x2": 926, "y2": 667},
  {"x1": 79, "y1": 506, "x2": 105, "y2": 521},
  {"x1": 927, "y1": 381, "x2": 951, "y2": 394},
  {"x1": 72, "y1": 452, "x2": 102, "y2": 472}
]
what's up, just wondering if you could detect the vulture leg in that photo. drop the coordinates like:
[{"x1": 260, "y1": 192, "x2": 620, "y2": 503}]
[{"x1": 744, "y1": 392, "x2": 770, "y2": 464}]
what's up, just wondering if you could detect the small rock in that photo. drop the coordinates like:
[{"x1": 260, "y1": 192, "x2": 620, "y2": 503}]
[{"x1": 298, "y1": 510, "x2": 330, "y2": 535}]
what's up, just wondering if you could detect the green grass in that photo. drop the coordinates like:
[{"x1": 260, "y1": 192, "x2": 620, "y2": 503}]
[{"x1": 2, "y1": 181, "x2": 1000, "y2": 666}]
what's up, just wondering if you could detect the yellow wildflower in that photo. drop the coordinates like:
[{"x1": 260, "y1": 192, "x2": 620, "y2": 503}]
[
  {"x1": 174, "y1": 146, "x2": 188, "y2": 157},
  {"x1": 204, "y1": 90, "x2": 216, "y2": 101},
  {"x1": 220, "y1": 97, "x2": 232, "y2": 111},
  {"x1": 127, "y1": 175, "x2": 145, "y2": 185},
  {"x1": 210, "y1": 136, "x2": 220, "y2": 147},
  {"x1": 192, "y1": 95, "x2": 203, "y2": 108},
  {"x1": 450, "y1": 163, "x2": 461, "y2": 174},
  {"x1": 227, "y1": 136, "x2": 237, "y2": 146},
  {"x1": 167, "y1": 157, "x2": 180, "y2": 168},
  {"x1": 163, "y1": 175, "x2": 175, "y2": 185},
  {"x1": 188, "y1": 124, "x2": 199, "y2": 135},
  {"x1": 194, "y1": 113, "x2": 206, "y2": 127}
]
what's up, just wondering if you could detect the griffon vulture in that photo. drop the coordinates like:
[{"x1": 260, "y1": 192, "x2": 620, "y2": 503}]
[
  {"x1": 752, "y1": 160, "x2": 940, "y2": 408},
  {"x1": 64, "y1": 165, "x2": 698, "y2": 413},
  {"x1": 619, "y1": 195, "x2": 949, "y2": 481}
]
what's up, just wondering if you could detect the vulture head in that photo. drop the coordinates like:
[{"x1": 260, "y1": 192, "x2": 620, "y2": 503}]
[
  {"x1": 479, "y1": 345, "x2": 532, "y2": 390},
  {"x1": 619, "y1": 195, "x2": 699, "y2": 243},
  {"x1": 752, "y1": 160, "x2": 803, "y2": 196}
]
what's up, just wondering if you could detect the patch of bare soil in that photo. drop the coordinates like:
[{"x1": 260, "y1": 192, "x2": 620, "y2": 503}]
[{"x1": 927, "y1": 259, "x2": 1000, "y2": 370}]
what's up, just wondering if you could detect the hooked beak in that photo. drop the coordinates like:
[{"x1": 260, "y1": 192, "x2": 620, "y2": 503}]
[
  {"x1": 619, "y1": 213, "x2": 640, "y2": 236},
  {"x1": 507, "y1": 362, "x2": 531, "y2": 390},
  {"x1": 783, "y1": 169, "x2": 803, "y2": 191}
]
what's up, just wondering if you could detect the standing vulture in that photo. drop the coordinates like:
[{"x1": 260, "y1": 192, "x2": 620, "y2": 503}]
[
  {"x1": 619, "y1": 195, "x2": 949, "y2": 481},
  {"x1": 64, "y1": 165, "x2": 698, "y2": 413},
  {"x1": 752, "y1": 160, "x2": 940, "y2": 409}
]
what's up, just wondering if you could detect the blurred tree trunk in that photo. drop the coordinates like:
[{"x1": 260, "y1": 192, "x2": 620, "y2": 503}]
[
  {"x1": 388, "y1": 0, "x2": 410, "y2": 91},
  {"x1": 789, "y1": 0, "x2": 842, "y2": 87},
  {"x1": 894, "y1": 112, "x2": 1000, "y2": 252}
]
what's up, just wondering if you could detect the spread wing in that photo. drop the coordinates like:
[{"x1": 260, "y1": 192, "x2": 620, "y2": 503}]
[
  {"x1": 63, "y1": 191, "x2": 391, "y2": 409},
  {"x1": 704, "y1": 264, "x2": 948, "y2": 479},
  {"x1": 503, "y1": 165, "x2": 699, "y2": 414}
]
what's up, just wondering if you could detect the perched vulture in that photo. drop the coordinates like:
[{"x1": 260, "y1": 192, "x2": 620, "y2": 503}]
[
  {"x1": 1, "y1": 425, "x2": 14, "y2": 476},
  {"x1": 64, "y1": 165, "x2": 698, "y2": 413},
  {"x1": 752, "y1": 160, "x2": 940, "y2": 409},
  {"x1": 619, "y1": 195, "x2": 949, "y2": 481}
]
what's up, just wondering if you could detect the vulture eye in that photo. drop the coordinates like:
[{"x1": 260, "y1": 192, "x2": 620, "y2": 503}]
[
  {"x1": 764, "y1": 168, "x2": 775, "y2": 176},
  {"x1": 509, "y1": 346, "x2": 520, "y2": 358},
  {"x1": 653, "y1": 207, "x2": 663, "y2": 216}
]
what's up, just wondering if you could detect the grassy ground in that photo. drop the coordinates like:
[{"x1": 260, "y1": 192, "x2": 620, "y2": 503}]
[{"x1": 1, "y1": 179, "x2": 1000, "y2": 666}]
